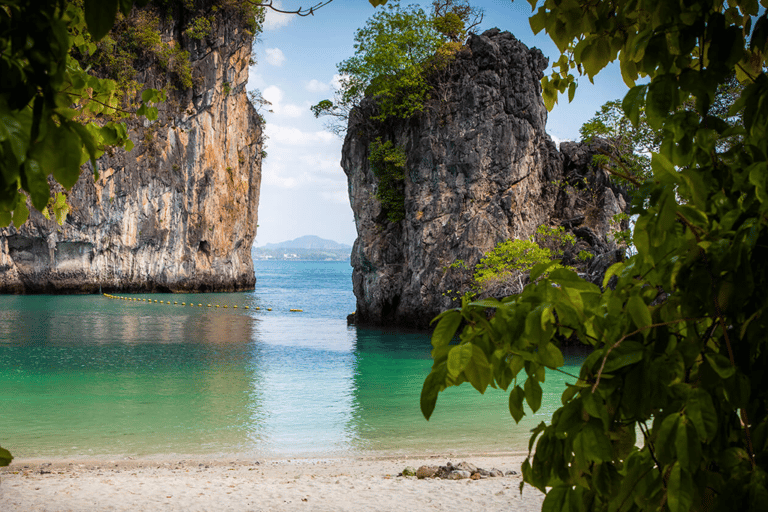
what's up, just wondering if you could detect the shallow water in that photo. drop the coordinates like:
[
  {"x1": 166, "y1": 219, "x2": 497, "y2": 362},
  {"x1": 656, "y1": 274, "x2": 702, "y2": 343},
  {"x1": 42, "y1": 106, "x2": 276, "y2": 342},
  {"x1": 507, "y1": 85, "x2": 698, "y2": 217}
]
[{"x1": 0, "y1": 261, "x2": 584, "y2": 459}]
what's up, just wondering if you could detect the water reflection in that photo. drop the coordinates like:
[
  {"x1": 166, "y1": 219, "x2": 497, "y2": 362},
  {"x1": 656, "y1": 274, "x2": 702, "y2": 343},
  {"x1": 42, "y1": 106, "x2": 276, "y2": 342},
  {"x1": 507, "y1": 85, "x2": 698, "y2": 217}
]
[{"x1": 0, "y1": 287, "x2": 586, "y2": 458}]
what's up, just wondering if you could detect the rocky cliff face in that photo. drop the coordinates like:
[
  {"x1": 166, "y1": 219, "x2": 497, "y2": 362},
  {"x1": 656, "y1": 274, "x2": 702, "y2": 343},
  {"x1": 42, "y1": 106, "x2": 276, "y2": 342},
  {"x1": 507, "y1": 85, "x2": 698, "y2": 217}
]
[
  {"x1": 343, "y1": 28, "x2": 628, "y2": 329},
  {"x1": 0, "y1": 7, "x2": 262, "y2": 293}
]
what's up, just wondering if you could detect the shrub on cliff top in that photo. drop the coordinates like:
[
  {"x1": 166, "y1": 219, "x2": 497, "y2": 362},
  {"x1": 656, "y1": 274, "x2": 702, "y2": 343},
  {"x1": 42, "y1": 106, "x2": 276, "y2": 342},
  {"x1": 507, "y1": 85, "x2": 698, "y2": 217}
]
[{"x1": 311, "y1": 1, "x2": 483, "y2": 134}]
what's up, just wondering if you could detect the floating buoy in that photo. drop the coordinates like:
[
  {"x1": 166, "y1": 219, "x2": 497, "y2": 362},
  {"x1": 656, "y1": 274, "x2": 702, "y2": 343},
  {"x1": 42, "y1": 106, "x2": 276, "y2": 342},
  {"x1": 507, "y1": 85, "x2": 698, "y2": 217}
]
[
  {"x1": 207, "y1": 304, "x2": 211, "y2": 307},
  {"x1": 290, "y1": 309, "x2": 303, "y2": 312},
  {"x1": 174, "y1": 301, "x2": 178, "y2": 304},
  {"x1": 198, "y1": 304, "x2": 202, "y2": 307},
  {"x1": 233, "y1": 305, "x2": 237, "y2": 309},
  {"x1": 182, "y1": 302, "x2": 186, "y2": 306},
  {"x1": 216, "y1": 305, "x2": 220, "y2": 308},
  {"x1": 244, "y1": 306, "x2": 248, "y2": 309},
  {"x1": 223, "y1": 305, "x2": 228, "y2": 309},
  {"x1": 255, "y1": 307, "x2": 260, "y2": 310},
  {"x1": 267, "y1": 308, "x2": 272, "y2": 311}
]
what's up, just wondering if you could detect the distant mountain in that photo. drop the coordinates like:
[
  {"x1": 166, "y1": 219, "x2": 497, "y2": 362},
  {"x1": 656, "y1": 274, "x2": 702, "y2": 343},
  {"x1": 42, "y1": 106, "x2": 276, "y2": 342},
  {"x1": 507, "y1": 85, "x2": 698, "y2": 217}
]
[
  {"x1": 261, "y1": 235, "x2": 351, "y2": 250},
  {"x1": 252, "y1": 236, "x2": 352, "y2": 261}
]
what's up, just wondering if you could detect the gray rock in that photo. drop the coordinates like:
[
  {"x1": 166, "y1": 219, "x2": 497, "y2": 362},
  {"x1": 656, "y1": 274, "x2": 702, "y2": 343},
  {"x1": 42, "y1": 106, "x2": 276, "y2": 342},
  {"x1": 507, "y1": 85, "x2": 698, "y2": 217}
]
[
  {"x1": 456, "y1": 461, "x2": 478, "y2": 473},
  {"x1": 0, "y1": 5, "x2": 262, "y2": 293},
  {"x1": 402, "y1": 466, "x2": 417, "y2": 477},
  {"x1": 342, "y1": 28, "x2": 630, "y2": 329},
  {"x1": 505, "y1": 470, "x2": 518, "y2": 476},
  {"x1": 489, "y1": 469, "x2": 504, "y2": 477},
  {"x1": 447, "y1": 470, "x2": 472, "y2": 480}
]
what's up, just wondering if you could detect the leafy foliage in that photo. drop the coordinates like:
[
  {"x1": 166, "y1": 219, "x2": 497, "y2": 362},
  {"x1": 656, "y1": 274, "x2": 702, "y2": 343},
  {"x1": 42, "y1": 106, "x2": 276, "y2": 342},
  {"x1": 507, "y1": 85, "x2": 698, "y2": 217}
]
[
  {"x1": 580, "y1": 100, "x2": 658, "y2": 185},
  {"x1": 368, "y1": 137, "x2": 406, "y2": 223},
  {"x1": 0, "y1": 0, "x2": 165, "y2": 230},
  {"x1": 311, "y1": 1, "x2": 482, "y2": 133},
  {"x1": 422, "y1": 0, "x2": 768, "y2": 510}
]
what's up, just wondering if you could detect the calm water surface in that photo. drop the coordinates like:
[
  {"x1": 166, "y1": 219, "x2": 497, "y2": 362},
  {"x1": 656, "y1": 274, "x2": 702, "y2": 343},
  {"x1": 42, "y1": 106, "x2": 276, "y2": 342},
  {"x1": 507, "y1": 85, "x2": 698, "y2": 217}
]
[{"x1": 0, "y1": 261, "x2": 584, "y2": 459}]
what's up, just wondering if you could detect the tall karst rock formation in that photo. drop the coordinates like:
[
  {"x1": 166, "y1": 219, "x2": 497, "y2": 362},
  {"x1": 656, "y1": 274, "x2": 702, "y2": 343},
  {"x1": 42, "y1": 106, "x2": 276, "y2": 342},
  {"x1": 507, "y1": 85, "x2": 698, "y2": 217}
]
[
  {"x1": 0, "y1": 5, "x2": 262, "y2": 293},
  {"x1": 343, "y1": 29, "x2": 628, "y2": 329}
]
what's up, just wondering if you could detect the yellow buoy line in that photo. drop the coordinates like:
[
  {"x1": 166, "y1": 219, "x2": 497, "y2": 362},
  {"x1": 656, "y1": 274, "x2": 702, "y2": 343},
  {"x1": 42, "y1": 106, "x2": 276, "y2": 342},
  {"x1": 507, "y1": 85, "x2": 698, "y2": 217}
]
[{"x1": 102, "y1": 293, "x2": 303, "y2": 313}]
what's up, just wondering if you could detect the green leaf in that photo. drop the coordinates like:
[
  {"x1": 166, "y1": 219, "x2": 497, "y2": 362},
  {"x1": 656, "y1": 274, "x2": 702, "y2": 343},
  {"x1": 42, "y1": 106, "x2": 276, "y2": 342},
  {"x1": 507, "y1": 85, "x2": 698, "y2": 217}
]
[
  {"x1": 0, "y1": 210, "x2": 11, "y2": 227},
  {"x1": 0, "y1": 446, "x2": 13, "y2": 467},
  {"x1": 656, "y1": 413, "x2": 681, "y2": 465},
  {"x1": 468, "y1": 298, "x2": 504, "y2": 308},
  {"x1": 667, "y1": 462, "x2": 694, "y2": 512},
  {"x1": 538, "y1": 342, "x2": 564, "y2": 368},
  {"x1": 524, "y1": 377, "x2": 543, "y2": 413},
  {"x1": 602, "y1": 341, "x2": 645, "y2": 373},
  {"x1": 675, "y1": 417, "x2": 702, "y2": 471},
  {"x1": 11, "y1": 197, "x2": 29, "y2": 227},
  {"x1": 420, "y1": 365, "x2": 447, "y2": 420},
  {"x1": 509, "y1": 385, "x2": 525, "y2": 423},
  {"x1": 447, "y1": 343, "x2": 473, "y2": 377},
  {"x1": 686, "y1": 389, "x2": 718, "y2": 442},
  {"x1": 529, "y1": 9, "x2": 547, "y2": 35},
  {"x1": 622, "y1": 85, "x2": 647, "y2": 127},
  {"x1": 84, "y1": 0, "x2": 119, "y2": 41},
  {"x1": 542, "y1": 485, "x2": 569, "y2": 512},
  {"x1": 627, "y1": 295, "x2": 652, "y2": 333},
  {"x1": 705, "y1": 353, "x2": 736, "y2": 379},
  {"x1": 574, "y1": 422, "x2": 613, "y2": 462},
  {"x1": 431, "y1": 309, "x2": 461, "y2": 348},
  {"x1": 582, "y1": 390, "x2": 610, "y2": 429},
  {"x1": 464, "y1": 345, "x2": 492, "y2": 394}
]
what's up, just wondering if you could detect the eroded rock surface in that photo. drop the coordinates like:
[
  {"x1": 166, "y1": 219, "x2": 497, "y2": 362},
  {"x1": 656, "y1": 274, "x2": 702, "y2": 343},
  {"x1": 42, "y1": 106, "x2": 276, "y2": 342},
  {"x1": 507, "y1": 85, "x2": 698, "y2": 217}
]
[
  {"x1": 0, "y1": 8, "x2": 262, "y2": 293},
  {"x1": 343, "y1": 28, "x2": 628, "y2": 328}
]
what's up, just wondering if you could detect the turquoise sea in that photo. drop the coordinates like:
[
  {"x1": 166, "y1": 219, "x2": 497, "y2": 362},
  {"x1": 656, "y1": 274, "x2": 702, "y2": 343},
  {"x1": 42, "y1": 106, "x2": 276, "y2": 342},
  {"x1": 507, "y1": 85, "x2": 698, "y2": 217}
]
[{"x1": 0, "y1": 261, "x2": 583, "y2": 460}]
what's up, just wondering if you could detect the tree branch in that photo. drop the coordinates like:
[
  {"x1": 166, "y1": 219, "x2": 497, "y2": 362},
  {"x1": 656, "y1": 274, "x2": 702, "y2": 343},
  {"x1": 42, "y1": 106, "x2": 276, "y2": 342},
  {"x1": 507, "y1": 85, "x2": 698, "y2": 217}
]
[{"x1": 246, "y1": 0, "x2": 334, "y2": 17}]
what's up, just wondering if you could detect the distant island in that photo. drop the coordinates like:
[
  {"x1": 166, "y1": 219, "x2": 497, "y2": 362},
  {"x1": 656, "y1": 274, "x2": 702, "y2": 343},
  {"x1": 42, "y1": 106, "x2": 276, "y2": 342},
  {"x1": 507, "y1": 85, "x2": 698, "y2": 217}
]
[{"x1": 252, "y1": 235, "x2": 352, "y2": 261}]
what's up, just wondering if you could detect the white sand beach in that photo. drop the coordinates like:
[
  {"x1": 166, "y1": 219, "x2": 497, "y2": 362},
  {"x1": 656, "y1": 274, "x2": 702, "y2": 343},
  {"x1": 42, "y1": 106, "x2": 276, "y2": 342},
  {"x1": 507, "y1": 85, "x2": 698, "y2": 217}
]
[{"x1": 1, "y1": 454, "x2": 545, "y2": 511}]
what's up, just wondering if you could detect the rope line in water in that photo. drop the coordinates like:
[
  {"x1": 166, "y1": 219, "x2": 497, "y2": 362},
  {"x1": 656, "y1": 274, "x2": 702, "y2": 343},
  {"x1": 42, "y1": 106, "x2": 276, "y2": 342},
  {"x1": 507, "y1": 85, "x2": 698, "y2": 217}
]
[{"x1": 102, "y1": 294, "x2": 304, "y2": 312}]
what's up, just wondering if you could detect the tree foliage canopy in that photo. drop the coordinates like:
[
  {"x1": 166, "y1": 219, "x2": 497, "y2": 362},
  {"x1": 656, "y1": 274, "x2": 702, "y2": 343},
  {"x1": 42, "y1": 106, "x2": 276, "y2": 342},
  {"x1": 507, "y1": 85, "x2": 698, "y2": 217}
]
[
  {"x1": 311, "y1": 0, "x2": 482, "y2": 132},
  {"x1": 422, "y1": 0, "x2": 768, "y2": 510}
]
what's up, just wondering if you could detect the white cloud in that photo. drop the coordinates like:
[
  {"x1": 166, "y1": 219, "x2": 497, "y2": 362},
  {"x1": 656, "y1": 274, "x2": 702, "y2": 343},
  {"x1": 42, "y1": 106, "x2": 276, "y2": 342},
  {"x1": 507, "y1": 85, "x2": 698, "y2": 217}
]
[
  {"x1": 260, "y1": 87, "x2": 307, "y2": 118},
  {"x1": 262, "y1": 85, "x2": 284, "y2": 106},
  {"x1": 263, "y1": 1, "x2": 293, "y2": 31},
  {"x1": 265, "y1": 48, "x2": 286, "y2": 67},
  {"x1": 321, "y1": 190, "x2": 351, "y2": 205},
  {"x1": 305, "y1": 79, "x2": 330, "y2": 93},
  {"x1": 281, "y1": 104, "x2": 305, "y2": 118},
  {"x1": 267, "y1": 125, "x2": 336, "y2": 145}
]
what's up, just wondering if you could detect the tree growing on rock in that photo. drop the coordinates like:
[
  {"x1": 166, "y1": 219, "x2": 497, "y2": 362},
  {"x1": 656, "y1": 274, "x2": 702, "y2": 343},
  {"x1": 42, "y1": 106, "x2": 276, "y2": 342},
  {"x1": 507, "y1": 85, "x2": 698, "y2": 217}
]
[{"x1": 310, "y1": 0, "x2": 483, "y2": 134}]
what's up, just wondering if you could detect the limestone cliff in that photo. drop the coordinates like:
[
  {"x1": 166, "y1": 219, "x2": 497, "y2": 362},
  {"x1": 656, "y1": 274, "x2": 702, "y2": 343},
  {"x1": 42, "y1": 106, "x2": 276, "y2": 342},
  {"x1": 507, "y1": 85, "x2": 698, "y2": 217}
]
[
  {"x1": 0, "y1": 7, "x2": 262, "y2": 293},
  {"x1": 343, "y1": 29, "x2": 628, "y2": 329}
]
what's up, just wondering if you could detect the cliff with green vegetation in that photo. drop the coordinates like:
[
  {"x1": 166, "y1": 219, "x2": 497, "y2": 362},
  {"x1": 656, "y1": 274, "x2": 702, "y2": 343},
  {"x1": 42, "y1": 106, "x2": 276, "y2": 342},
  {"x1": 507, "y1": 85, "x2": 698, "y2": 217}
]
[
  {"x1": 343, "y1": 28, "x2": 629, "y2": 328},
  {"x1": 0, "y1": 3, "x2": 263, "y2": 293}
]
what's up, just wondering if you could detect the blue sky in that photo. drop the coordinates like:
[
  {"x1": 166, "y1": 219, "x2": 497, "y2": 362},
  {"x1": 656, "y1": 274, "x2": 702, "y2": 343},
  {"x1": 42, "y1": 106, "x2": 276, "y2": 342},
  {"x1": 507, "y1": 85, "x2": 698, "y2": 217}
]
[{"x1": 247, "y1": 1, "x2": 627, "y2": 247}]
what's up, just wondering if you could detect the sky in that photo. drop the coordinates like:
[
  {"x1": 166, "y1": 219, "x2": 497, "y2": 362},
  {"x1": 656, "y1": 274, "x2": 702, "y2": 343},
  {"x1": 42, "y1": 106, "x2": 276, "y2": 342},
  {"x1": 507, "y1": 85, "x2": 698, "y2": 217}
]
[{"x1": 247, "y1": 0, "x2": 628, "y2": 247}]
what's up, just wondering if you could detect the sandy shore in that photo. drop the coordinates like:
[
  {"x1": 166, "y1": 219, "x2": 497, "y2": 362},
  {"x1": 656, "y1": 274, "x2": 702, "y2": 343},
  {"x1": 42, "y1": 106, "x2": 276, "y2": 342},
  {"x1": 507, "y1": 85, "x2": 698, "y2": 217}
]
[{"x1": 0, "y1": 454, "x2": 544, "y2": 511}]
